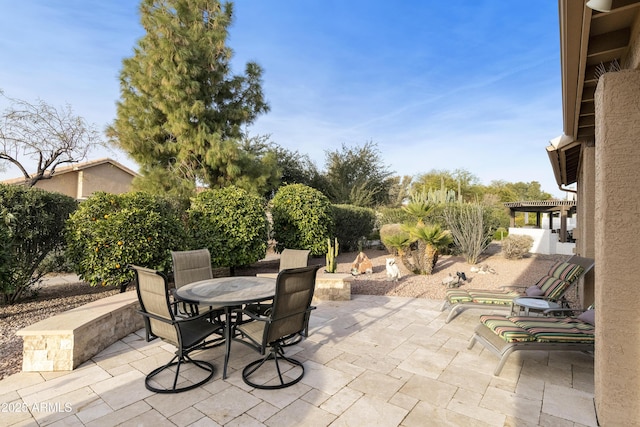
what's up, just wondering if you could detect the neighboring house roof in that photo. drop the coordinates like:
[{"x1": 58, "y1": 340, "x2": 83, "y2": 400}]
[
  {"x1": 552, "y1": 1, "x2": 640, "y2": 186},
  {"x1": 1, "y1": 157, "x2": 138, "y2": 185}
]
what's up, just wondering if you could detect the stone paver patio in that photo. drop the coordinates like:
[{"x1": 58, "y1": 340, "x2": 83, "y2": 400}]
[{"x1": 0, "y1": 295, "x2": 596, "y2": 426}]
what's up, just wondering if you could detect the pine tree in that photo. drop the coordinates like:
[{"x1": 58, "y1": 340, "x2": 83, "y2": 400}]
[{"x1": 107, "y1": 0, "x2": 271, "y2": 196}]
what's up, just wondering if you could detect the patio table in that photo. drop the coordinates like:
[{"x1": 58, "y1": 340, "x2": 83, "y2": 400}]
[
  {"x1": 512, "y1": 297, "x2": 561, "y2": 316},
  {"x1": 174, "y1": 276, "x2": 276, "y2": 379}
]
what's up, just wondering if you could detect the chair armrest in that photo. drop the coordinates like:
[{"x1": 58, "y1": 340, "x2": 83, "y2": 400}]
[
  {"x1": 169, "y1": 289, "x2": 202, "y2": 317},
  {"x1": 169, "y1": 288, "x2": 199, "y2": 305},
  {"x1": 137, "y1": 309, "x2": 178, "y2": 325}
]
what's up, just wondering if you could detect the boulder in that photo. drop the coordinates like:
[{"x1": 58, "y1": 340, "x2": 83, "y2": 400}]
[{"x1": 351, "y1": 252, "x2": 373, "y2": 275}]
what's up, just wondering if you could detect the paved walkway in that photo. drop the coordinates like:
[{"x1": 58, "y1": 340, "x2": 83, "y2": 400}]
[{"x1": 1, "y1": 295, "x2": 596, "y2": 426}]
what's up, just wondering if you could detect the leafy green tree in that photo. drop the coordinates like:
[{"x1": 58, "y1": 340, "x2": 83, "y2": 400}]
[
  {"x1": 487, "y1": 180, "x2": 552, "y2": 202},
  {"x1": 411, "y1": 169, "x2": 482, "y2": 202},
  {"x1": 271, "y1": 145, "x2": 324, "y2": 191},
  {"x1": 237, "y1": 134, "x2": 283, "y2": 196},
  {"x1": 386, "y1": 175, "x2": 413, "y2": 207},
  {"x1": 324, "y1": 141, "x2": 394, "y2": 207},
  {"x1": 108, "y1": 0, "x2": 270, "y2": 196}
]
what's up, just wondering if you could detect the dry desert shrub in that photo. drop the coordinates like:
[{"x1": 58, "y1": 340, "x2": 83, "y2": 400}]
[{"x1": 501, "y1": 234, "x2": 534, "y2": 259}]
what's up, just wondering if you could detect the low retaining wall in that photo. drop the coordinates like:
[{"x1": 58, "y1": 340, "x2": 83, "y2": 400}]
[
  {"x1": 16, "y1": 291, "x2": 143, "y2": 372},
  {"x1": 258, "y1": 271, "x2": 353, "y2": 301},
  {"x1": 314, "y1": 273, "x2": 353, "y2": 301}
]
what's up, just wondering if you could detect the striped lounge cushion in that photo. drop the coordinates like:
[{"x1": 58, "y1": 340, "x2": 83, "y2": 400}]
[
  {"x1": 535, "y1": 275, "x2": 571, "y2": 300},
  {"x1": 469, "y1": 290, "x2": 521, "y2": 305},
  {"x1": 445, "y1": 289, "x2": 473, "y2": 303},
  {"x1": 509, "y1": 316, "x2": 595, "y2": 343},
  {"x1": 480, "y1": 315, "x2": 536, "y2": 342},
  {"x1": 548, "y1": 262, "x2": 584, "y2": 283}
]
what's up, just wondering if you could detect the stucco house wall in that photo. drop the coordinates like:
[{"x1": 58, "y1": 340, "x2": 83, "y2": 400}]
[
  {"x1": 77, "y1": 162, "x2": 136, "y2": 199},
  {"x1": 555, "y1": 3, "x2": 640, "y2": 423},
  {"x1": 1, "y1": 158, "x2": 137, "y2": 200},
  {"x1": 34, "y1": 171, "x2": 78, "y2": 197},
  {"x1": 592, "y1": 69, "x2": 640, "y2": 425}
]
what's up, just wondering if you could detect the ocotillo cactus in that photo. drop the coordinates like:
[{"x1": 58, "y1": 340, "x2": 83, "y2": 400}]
[{"x1": 326, "y1": 237, "x2": 339, "y2": 273}]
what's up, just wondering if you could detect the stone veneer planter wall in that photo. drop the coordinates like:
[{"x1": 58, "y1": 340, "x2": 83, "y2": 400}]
[{"x1": 17, "y1": 292, "x2": 143, "y2": 372}]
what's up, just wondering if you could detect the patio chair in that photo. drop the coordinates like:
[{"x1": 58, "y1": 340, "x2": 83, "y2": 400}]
[
  {"x1": 250, "y1": 248, "x2": 312, "y2": 339},
  {"x1": 441, "y1": 255, "x2": 594, "y2": 323},
  {"x1": 468, "y1": 308, "x2": 595, "y2": 375},
  {"x1": 256, "y1": 248, "x2": 311, "y2": 279},
  {"x1": 130, "y1": 265, "x2": 224, "y2": 393},
  {"x1": 232, "y1": 265, "x2": 321, "y2": 389},
  {"x1": 171, "y1": 249, "x2": 223, "y2": 319}
]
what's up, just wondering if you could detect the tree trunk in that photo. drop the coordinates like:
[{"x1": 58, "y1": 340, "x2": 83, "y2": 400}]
[{"x1": 422, "y1": 244, "x2": 438, "y2": 275}]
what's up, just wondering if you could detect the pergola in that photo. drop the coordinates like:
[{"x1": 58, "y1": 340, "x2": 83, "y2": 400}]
[{"x1": 504, "y1": 200, "x2": 577, "y2": 242}]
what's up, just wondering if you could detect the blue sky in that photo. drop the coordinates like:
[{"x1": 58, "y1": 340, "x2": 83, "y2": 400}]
[{"x1": 0, "y1": 1, "x2": 569, "y2": 197}]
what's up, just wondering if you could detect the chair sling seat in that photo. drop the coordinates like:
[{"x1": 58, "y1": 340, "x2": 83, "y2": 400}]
[
  {"x1": 248, "y1": 248, "x2": 313, "y2": 345},
  {"x1": 233, "y1": 265, "x2": 320, "y2": 389},
  {"x1": 236, "y1": 318, "x2": 306, "y2": 390},
  {"x1": 131, "y1": 264, "x2": 223, "y2": 394},
  {"x1": 171, "y1": 249, "x2": 225, "y2": 319}
]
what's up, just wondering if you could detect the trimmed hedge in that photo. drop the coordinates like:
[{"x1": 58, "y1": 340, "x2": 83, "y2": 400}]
[
  {"x1": 270, "y1": 184, "x2": 333, "y2": 256},
  {"x1": 187, "y1": 186, "x2": 268, "y2": 268},
  {"x1": 65, "y1": 192, "x2": 186, "y2": 289},
  {"x1": 0, "y1": 185, "x2": 77, "y2": 303},
  {"x1": 332, "y1": 204, "x2": 376, "y2": 252}
]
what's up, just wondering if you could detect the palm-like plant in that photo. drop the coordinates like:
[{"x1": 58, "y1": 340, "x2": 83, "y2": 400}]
[
  {"x1": 401, "y1": 201, "x2": 433, "y2": 225},
  {"x1": 381, "y1": 232, "x2": 412, "y2": 256},
  {"x1": 403, "y1": 223, "x2": 453, "y2": 274}
]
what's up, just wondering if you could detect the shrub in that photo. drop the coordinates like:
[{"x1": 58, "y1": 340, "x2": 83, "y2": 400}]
[
  {"x1": 0, "y1": 218, "x2": 11, "y2": 295},
  {"x1": 37, "y1": 249, "x2": 76, "y2": 274},
  {"x1": 379, "y1": 223, "x2": 408, "y2": 255},
  {"x1": 0, "y1": 185, "x2": 77, "y2": 303},
  {"x1": 331, "y1": 204, "x2": 376, "y2": 252},
  {"x1": 493, "y1": 227, "x2": 509, "y2": 240},
  {"x1": 502, "y1": 234, "x2": 534, "y2": 259},
  {"x1": 65, "y1": 192, "x2": 186, "y2": 289},
  {"x1": 442, "y1": 203, "x2": 495, "y2": 264},
  {"x1": 270, "y1": 184, "x2": 333, "y2": 256},
  {"x1": 187, "y1": 186, "x2": 268, "y2": 268},
  {"x1": 377, "y1": 206, "x2": 415, "y2": 226}
]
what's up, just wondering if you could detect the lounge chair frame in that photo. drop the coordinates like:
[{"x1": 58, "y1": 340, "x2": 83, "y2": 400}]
[{"x1": 468, "y1": 315, "x2": 594, "y2": 376}]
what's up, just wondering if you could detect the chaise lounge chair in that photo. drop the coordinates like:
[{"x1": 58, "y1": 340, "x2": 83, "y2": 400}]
[
  {"x1": 441, "y1": 255, "x2": 594, "y2": 323},
  {"x1": 468, "y1": 308, "x2": 595, "y2": 375}
]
